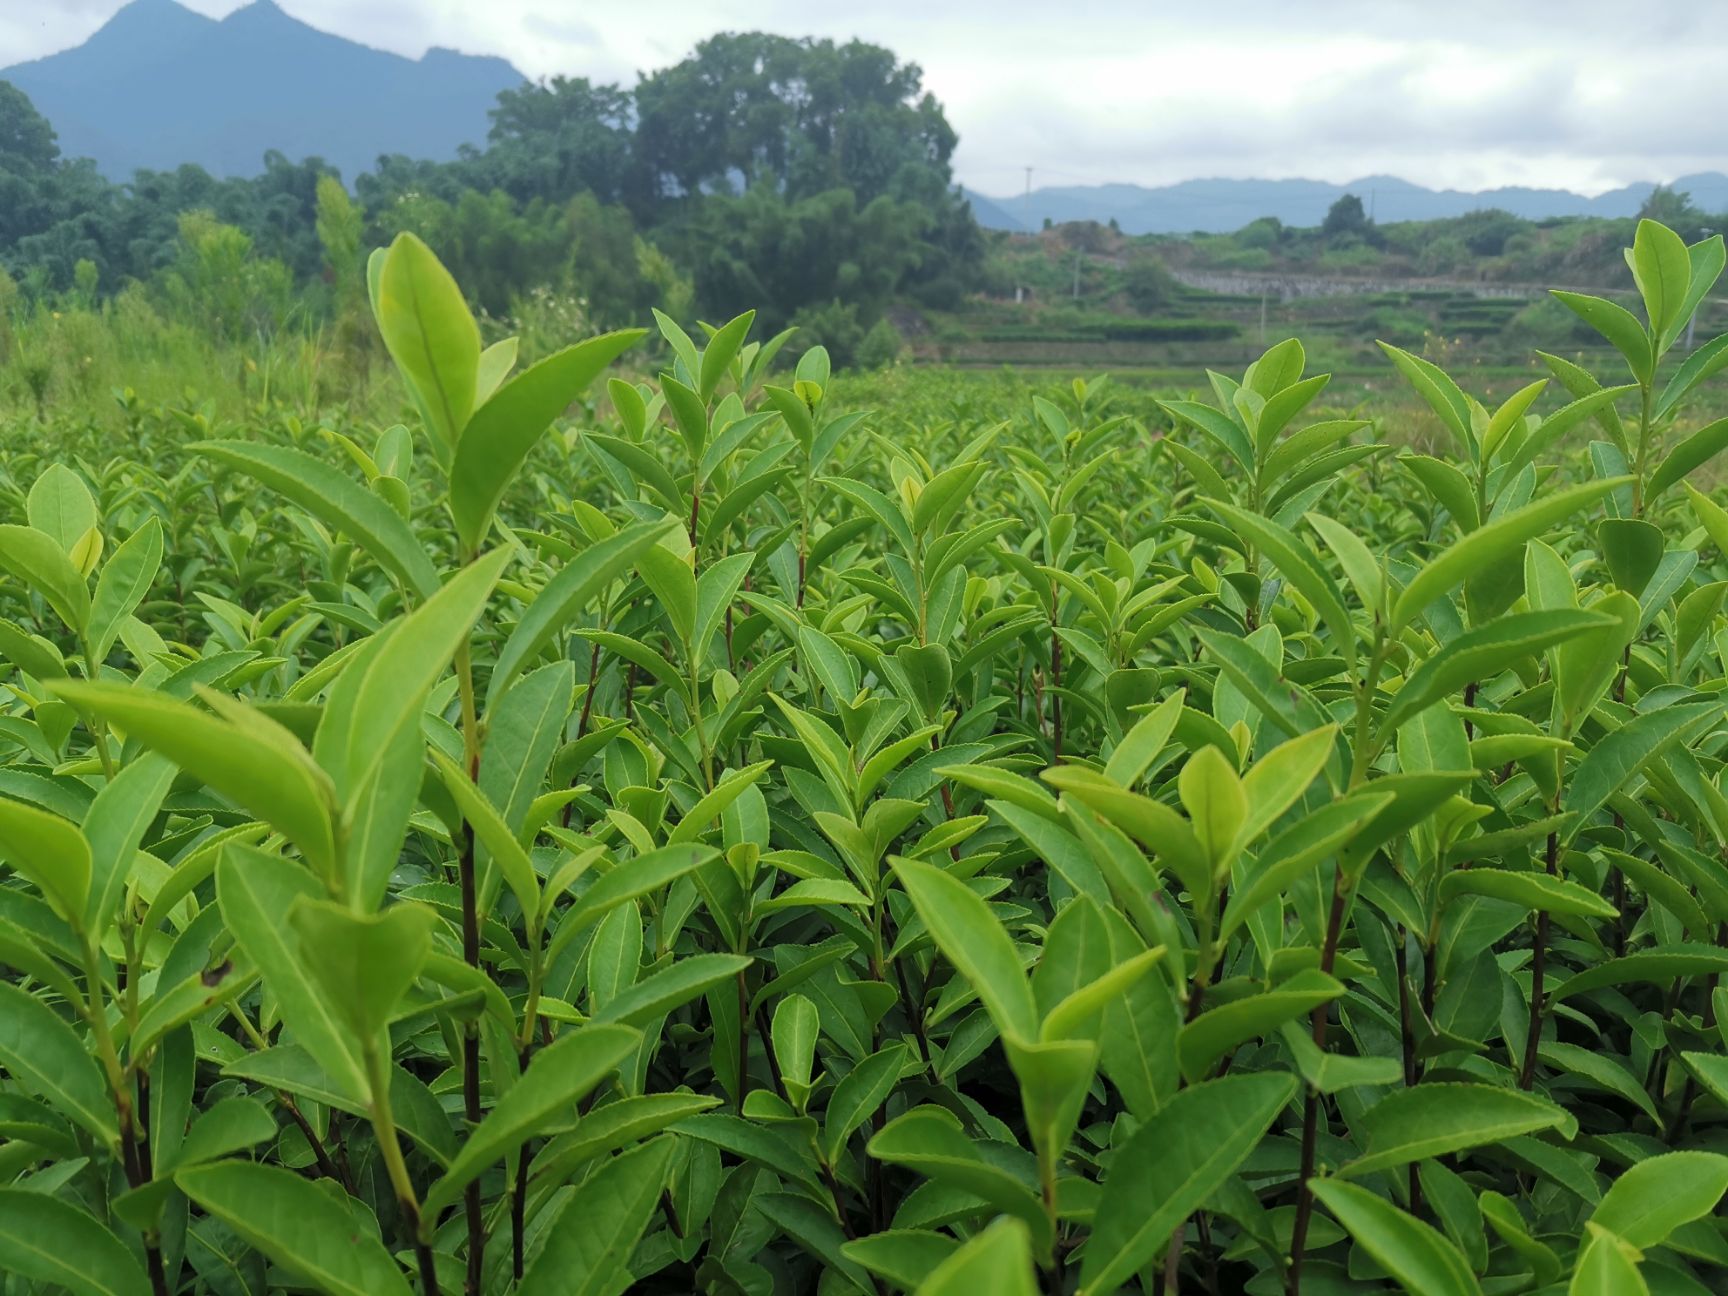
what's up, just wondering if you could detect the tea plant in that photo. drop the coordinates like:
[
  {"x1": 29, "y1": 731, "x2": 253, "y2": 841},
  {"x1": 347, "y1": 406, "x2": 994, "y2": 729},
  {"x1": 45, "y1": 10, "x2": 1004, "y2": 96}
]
[{"x1": 4, "y1": 221, "x2": 1728, "y2": 1296}]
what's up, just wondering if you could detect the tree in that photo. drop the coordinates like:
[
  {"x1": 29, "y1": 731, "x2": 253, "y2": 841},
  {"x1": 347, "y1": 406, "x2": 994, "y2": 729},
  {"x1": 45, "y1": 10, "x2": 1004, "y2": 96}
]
[
  {"x1": 161, "y1": 210, "x2": 293, "y2": 341},
  {"x1": 674, "y1": 184, "x2": 928, "y2": 333},
  {"x1": 1237, "y1": 216, "x2": 1283, "y2": 250},
  {"x1": 1639, "y1": 186, "x2": 1709, "y2": 243},
  {"x1": 0, "y1": 81, "x2": 57, "y2": 176},
  {"x1": 315, "y1": 175, "x2": 363, "y2": 301},
  {"x1": 1453, "y1": 208, "x2": 1525, "y2": 257},
  {"x1": 632, "y1": 34, "x2": 958, "y2": 212},
  {"x1": 484, "y1": 77, "x2": 633, "y2": 208},
  {"x1": 562, "y1": 192, "x2": 647, "y2": 328},
  {"x1": 0, "y1": 82, "x2": 61, "y2": 249},
  {"x1": 1123, "y1": 259, "x2": 1177, "y2": 314},
  {"x1": 1322, "y1": 193, "x2": 1368, "y2": 238}
]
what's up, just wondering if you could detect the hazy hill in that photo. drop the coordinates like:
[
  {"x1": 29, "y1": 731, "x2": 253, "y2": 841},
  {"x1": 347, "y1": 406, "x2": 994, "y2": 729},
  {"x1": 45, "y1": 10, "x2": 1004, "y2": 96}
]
[
  {"x1": 1, "y1": 0, "x2": 524, "y2": 181},
  {"x1": 975, "y1": 172, "x2": 1728, "y2": 235}
]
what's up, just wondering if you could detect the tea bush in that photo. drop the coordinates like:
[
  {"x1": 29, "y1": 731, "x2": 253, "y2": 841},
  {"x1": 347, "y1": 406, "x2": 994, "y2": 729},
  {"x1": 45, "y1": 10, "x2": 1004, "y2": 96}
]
[{"x1": 3, "y1": 221, "x2": 1728, "y2": 1296}]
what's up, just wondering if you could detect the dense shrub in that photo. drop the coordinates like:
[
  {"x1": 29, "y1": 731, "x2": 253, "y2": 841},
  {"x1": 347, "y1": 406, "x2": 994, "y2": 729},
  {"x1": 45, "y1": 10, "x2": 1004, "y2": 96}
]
[{"x1": 0, "y1": 222, "x2": 1726, "y2": 1296}]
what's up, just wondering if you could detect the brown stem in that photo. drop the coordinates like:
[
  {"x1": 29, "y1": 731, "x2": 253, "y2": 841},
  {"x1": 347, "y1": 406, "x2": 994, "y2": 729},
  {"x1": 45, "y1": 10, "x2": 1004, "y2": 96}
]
[
  {"x1": 118, "y1": 1108, "x2": 144, "y2": 1189},
  {"x1": 891, "y1": 955, "x2": 937, "y2": 1077},
  {"x1": 1287, "y1": 874, "x2": 1349, "y2": 1296},
  {"x1": 134, "y1": 1070, "x2": 155, "y2": 1182},
  {"x1": 563, "y1": 638, "x2": 606, "y2": 828},
  {"x1": 1611, "y1": 813, "x2": 1628, "y2": 957},
  {"x1": 755, "y1": 1004, "x2": 786, "y2": 1098},
  {"x1": 415, "y1": 1237, "x2": 443, "y2": 1296},
  {"x1": 282, "y1": 1096, "x2": 350, "y2": 1190},
  {"x1": 1163, "y1": 1220, "x2": 1186, "y2": 1293},
  {"x1": 392, "y1": 1185, "x2": 442, "y2": 1296},
  {"x1": 1198, "y1": 1214, "x2": 1222, "y2": 1296},
  {"x1": 116, "y1": 1095, "x2": 169, "y2": 1296},
  {"x1": 1185, "y1": 978, "x2": 1207, "y2": 1024},
  {"x1": 735, "y1": 967, "x2": 751, "y2": 1110},
  {"x1": 459, "y1": 815, "x2": 484, "y2": 1295},
  {"x1": 1519, "y1": 830, "x2": 1560, "y2": 1090},
  {"x1": 688, "y1": 485, "x2": 701, "y2": 550},
  {"x1": 822, "y1": 1160, "x2": 858, "y2": 1241},
  {"x1": 1049, "y1": 604, "x2": 1064, "y2": 761},
  {"x1": 512, "y1": 1041, "x2": 533, "y2": 1280},
  {"x1": 1670, "y1": 924, "x2": 1726, "y2": 1143},
  {"x1": 1394, "y1": 929, "x2": 1422, "y2": 1215}
]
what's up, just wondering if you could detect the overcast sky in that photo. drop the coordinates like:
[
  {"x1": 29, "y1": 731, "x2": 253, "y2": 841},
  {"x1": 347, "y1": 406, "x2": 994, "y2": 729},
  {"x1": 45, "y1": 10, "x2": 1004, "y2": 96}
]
[{"x1": 7, "y1": 0, "x2": 1725, "y2": 198}]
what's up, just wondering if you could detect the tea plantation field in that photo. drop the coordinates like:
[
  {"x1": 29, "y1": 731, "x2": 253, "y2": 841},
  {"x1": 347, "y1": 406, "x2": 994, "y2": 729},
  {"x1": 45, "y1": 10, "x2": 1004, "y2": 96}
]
[{"x1": 3, "y1": 221, "x2": 1728, "y2": 1296}]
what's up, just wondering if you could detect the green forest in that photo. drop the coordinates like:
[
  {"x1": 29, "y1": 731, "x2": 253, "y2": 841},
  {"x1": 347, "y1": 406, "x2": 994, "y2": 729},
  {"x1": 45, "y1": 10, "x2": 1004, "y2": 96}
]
[
  {"x1": 0, "y1": 32, "x2": 979, "y2": 369},
  {"x1": 11, "y1": 27, "x2": 1728, "y2": 404}
]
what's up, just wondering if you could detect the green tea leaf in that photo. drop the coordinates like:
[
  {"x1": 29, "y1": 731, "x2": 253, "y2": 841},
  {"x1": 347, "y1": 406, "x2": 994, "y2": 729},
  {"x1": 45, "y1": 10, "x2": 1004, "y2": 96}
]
[
  {"x1": 913, "y1": 1218, "x2": 1037, "y2": 1296},
  {"x1": 375, "y1": 230, "x2": 480, "y2": 454},
  {"x1": 1081, "y1": 1073, "x2": 1296, "y2": 1292},
  {"x1": 0, "y1": 1189, "x2": 150, "y2": 1296},
  {"x1": 892, "y1": 857, "x2": 1037, "y2": 1042},
  {"x1": 1341, "y1": 1084, "x2": 1575, "y2": 1178},
  {"x1": 52, "y1": 681, "x2": 339, "y2": 883},
  {"x1": 1589, "y1": 1151, "x2": 1728, "y2": 1248},
  {"x1": 193, "y1": 441, "x2": 440, "y2": 597},
  {"x1": 450, "y1": 330, "x2": 644, "y2": 550},
  {"x1": 217, "y1": 845, "x2": 368, "y2": 1103},
  {"x1": 1392, "y1": 478, "x2": 1626, "y2": 631},
  {"x1": 0, "y1": 796, "x2": 91, "y2": 925},
  {"x1": 176, "y1": 1159, "x2": 412, "y2": 1296},
  {"x1": 1309, "y1": 1178, "x2": 1481, "y2": 1296},
  {"x1": 518, "y1": 1136, "x2": 676, "y2": 1296},
  {"x1": 0, "y1": 523, "x2": 91, "y2": 632},
  {"x1": 0, "y1": 979, "x2": 116, "y2": 1146},
  {"x1": 423, "y1": 1023, "x2": 639, "y2": 1217}
]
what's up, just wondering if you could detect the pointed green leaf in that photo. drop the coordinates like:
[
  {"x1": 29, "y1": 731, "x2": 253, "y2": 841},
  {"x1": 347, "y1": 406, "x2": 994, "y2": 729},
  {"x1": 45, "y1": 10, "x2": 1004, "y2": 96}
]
[
  {"x1": 0, "y1": 1189, "x2": 149, "y2": 1296},
  {"x1": 423, "y1": 1023, "x2": 638, "y2": 1217},
  {"x1": 176, "y1": 1160, "x2": 412, "y2": 1296},
  {"x1": 1392, "y1": 478, "x2": 1626, "y2": 631},
  {"x1": 1341, "y1": 1084, "x2": 1575, "y2": 1178},
  {"x1": 0, "y1": 979, "x2": 116, "y2": 1147},
  {"x1": 375, "y1": 231, "x2": 480, "y2": 454},
  {"x1": 518, "y1": 1136, "x2": 676, "y2": 1296},
  {"x1": 1309, "y1": 1178, "x2": 1480, "y2": 1296},
  {"x1": 892, "y1": 857, "x2": 1037, "y2": 1042},
  {"x1": 450, "y1": 330, "x2": 644, "y2": 550},
  {"x1": 1081, "y1": 1072, "x2": 1296, "y2": 1293}
]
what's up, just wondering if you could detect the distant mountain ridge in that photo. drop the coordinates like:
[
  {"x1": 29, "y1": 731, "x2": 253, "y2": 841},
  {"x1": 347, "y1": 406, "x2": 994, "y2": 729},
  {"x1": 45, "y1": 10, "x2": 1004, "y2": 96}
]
[
  {"x1": 965, "y1": 172, "x2": 1728, "y2": 236},
  {"x1": 1, "y1": 0, "x2": 524, "y2": 181}
]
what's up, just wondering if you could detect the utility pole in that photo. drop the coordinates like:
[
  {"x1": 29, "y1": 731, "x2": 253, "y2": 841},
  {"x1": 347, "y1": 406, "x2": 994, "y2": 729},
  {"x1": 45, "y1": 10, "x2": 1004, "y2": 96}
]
[
  {"x1": 1073, "y1": 252, "x2": 1081, "y2": 300},
  {"x1": 1025, "y1": 165, "x2": 1033, "y2": 198}
]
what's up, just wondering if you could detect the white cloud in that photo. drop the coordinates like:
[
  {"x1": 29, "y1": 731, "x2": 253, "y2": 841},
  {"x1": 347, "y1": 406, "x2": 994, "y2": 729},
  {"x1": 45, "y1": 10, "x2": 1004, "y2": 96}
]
[{"x1": 7, "y1": 0, "x2": 1728, "y2": 197}]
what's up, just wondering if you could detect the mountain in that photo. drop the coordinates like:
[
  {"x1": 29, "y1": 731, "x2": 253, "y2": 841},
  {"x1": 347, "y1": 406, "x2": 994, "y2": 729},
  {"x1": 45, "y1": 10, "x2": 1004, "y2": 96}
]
[
  {"x1": 972, "y1": 172, "x2": 1728, "y2": 235},
  {"x1": 959, "y1": 188, "x2": 1025, "y2": 233},
  {"x1": 1, "y1": 0, "x2": 525, "y2": 182}
]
